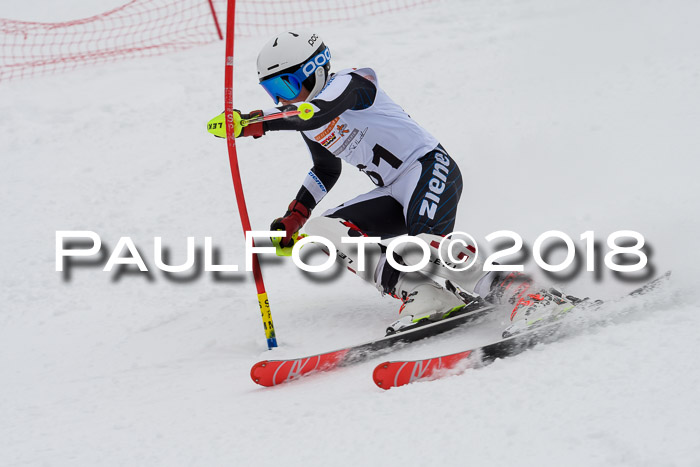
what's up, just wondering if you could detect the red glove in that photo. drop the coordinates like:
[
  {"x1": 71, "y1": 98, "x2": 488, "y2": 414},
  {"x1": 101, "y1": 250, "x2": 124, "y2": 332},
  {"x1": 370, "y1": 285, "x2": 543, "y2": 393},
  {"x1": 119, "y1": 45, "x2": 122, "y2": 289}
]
[
  {"x1": 238, "y1": 109, "x2": 265, "y2": 138},
  {"x1": 270, "y1": 200, "x2": 311, "y2": 248}
]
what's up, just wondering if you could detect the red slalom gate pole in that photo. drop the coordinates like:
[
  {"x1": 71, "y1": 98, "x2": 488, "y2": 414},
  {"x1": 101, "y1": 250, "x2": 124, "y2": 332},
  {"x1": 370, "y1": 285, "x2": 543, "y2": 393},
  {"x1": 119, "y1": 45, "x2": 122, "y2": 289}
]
[{"x1": 223, "y1": 0, "x2": 277, "y2": 349}]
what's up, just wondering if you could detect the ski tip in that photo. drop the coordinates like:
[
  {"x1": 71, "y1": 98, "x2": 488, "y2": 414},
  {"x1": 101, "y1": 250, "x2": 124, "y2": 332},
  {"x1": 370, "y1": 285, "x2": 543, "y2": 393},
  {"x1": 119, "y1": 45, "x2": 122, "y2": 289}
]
[
  {"x1": 372, "y1": 362, "x2": 393, "y2": 390},
  {"x1": 250, "y1": 360, "x2": 273, "y2": 387}
]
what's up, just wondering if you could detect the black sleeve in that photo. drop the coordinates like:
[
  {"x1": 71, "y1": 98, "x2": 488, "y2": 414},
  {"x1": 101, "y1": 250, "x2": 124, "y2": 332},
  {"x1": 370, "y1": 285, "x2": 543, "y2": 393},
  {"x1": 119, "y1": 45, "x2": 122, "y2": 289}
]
[
  {"x1": 263, "y1": 73, "x2": 377, "y2": 133},
  {"x1": 294, "y1": 134, "x2": 342, "y2": 210}
]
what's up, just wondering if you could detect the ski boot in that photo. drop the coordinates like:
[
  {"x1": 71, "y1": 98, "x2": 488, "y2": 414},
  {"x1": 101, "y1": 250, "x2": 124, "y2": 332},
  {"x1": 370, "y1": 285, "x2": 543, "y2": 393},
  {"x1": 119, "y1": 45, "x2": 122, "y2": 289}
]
[
  {"x1": 385, "y1": 275, "x2": 467, "y2": 335},
  {"x1": 444, "y1": 279, "x2": 489, "y2": 312},
  {"x1": 502, "y1": 287, "x2": 584, "y2": 338}
]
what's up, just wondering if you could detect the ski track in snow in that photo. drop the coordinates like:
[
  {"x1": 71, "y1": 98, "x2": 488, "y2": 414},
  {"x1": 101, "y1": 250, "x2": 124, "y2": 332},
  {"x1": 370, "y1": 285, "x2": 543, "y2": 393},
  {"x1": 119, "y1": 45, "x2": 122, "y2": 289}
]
[{"x1": 2, "y1": 0, "x2": 700, "y2": 465}]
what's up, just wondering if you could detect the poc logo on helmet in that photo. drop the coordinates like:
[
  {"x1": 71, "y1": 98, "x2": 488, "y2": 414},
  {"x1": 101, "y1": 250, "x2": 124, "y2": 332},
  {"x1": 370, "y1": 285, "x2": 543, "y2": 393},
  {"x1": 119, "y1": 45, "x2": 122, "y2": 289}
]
[
  {"x1": 308, "y1": 34, "x2": 318, "y2": 46},
  {"x1": 301, "y1": 48, "x2": 331, "y2": 78}
]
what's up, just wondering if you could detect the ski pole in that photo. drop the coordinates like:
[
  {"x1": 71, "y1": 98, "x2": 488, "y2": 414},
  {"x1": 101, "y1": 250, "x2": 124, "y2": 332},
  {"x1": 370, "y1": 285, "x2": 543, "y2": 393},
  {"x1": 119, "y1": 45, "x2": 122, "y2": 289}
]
[
  {"x1": 207, "y1": 103, "x2": 314, "y2": 138},
  {"x1": 240, "y1": 102, "x2": 315, "y2": 127}
]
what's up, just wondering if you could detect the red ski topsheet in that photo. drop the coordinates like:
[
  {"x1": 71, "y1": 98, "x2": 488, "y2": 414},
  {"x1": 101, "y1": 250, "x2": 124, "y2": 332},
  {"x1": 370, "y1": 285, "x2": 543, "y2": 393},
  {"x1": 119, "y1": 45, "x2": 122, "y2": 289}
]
[
  {"x1": 373, "y1": 350, "x2": 474, "y2": 390},
  {"x1": 251, "y1": 349, "x2": 350, "y2": 387},
  {"x1": 250, "y1": 303, "x2": 495, "y2": 387},
  {"x1": 372, "y1": 271, "x2": 672, "y2": 390}
]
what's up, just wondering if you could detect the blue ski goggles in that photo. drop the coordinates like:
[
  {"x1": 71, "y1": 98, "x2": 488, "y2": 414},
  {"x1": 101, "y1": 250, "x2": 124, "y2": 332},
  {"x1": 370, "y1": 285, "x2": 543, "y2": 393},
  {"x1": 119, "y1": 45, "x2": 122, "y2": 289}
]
[{"x1": 259, "y1": 47, "x2": 331, "y2": 104}]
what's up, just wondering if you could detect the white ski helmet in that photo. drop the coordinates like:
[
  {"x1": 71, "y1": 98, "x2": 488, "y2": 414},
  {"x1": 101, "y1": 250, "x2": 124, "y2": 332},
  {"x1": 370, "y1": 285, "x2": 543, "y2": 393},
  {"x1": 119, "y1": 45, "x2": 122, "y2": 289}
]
[{"x1": 257, "y1": 30, "x2": 331, "y2": 104}]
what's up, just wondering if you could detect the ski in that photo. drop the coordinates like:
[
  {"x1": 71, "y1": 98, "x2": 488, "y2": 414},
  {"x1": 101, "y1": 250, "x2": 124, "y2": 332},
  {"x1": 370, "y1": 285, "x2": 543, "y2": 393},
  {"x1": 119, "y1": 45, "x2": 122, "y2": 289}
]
[
  {"x1": 373, "y1": 319, "x2": 563, "y2": 389},
  {"x1": 373, "y1": 271, "x2": 672, "y2": 390},
  {"x1": 250, "y1": 301, "x2": 495, "y2": 387}
]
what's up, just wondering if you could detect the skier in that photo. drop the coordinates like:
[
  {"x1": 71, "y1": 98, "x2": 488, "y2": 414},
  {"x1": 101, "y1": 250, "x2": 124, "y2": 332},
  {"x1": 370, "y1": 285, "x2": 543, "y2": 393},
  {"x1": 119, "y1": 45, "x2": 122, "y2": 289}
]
[{"x1": 208, "y1": 30, "x2": 578, "y2": 333}]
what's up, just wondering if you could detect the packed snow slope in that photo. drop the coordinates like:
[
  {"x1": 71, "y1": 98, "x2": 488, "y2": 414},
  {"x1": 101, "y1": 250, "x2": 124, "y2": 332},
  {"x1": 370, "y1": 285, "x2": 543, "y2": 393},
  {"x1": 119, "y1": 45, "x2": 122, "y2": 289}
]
[{"x1": 2, "y1": 0, "x2": 700, "y2": 465}]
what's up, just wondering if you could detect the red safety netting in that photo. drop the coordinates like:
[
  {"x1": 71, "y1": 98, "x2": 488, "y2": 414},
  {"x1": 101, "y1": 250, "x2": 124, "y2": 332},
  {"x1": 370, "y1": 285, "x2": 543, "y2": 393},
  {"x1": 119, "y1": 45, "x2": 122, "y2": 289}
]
[{"x1": 0, "y1": 0, "x2": 433, "y2": 83}]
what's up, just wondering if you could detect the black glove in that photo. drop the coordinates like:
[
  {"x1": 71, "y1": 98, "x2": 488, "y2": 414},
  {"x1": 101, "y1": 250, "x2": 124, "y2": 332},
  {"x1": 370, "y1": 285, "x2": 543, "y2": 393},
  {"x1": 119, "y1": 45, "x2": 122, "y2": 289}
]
[{"x1": 270, "y1": 200, "x2": 311, "y2": 248}]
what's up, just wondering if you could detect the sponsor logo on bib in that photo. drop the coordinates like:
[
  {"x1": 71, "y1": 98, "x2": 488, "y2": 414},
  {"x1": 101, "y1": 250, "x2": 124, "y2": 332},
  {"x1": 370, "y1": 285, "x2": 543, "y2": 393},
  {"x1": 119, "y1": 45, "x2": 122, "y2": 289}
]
[{"x1": 314, "y1": 117, "x2": 340, "y2": 141}]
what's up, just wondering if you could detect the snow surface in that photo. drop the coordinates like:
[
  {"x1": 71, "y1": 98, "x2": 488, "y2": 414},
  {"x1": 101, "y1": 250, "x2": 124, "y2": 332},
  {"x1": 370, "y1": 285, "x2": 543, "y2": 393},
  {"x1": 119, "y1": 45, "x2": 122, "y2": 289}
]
[{"x1": 2, "y1": 0, "x2": 700, "y2": 465}]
